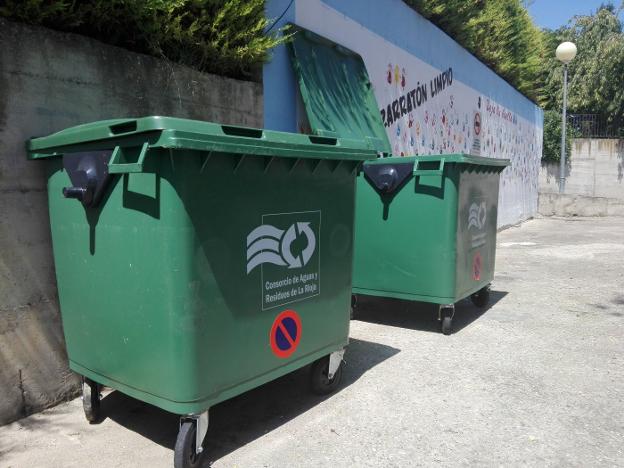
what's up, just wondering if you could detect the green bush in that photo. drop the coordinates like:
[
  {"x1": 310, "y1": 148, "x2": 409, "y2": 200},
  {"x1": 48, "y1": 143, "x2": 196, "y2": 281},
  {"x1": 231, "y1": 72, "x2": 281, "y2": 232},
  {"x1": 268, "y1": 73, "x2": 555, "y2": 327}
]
[
  {"x1": 0, "y1": 0, "x2": 287, "y2": 79},
  {"x1": 542, "y1": 110, "x2": 579, "y2": 163}
]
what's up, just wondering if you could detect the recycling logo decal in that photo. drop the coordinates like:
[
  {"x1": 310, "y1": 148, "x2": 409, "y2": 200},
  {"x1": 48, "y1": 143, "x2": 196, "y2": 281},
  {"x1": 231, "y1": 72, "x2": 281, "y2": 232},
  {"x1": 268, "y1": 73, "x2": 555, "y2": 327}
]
[
  {"x1": 468, "y1": 201, "x2": 487, "y2": 230},
  {"x1": 246, "y1": 222, "x2": 316, "y2": 273},
  {"x1": 246, "y1": 211, "x2": 321, "y2": 310}
]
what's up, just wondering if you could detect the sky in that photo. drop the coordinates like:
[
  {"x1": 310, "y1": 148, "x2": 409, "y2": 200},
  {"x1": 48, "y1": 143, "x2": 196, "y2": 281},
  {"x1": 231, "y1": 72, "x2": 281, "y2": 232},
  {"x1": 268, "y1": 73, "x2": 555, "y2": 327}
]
[{"x1": 528, "y1": 0, "x2": 624, "y2": 30}]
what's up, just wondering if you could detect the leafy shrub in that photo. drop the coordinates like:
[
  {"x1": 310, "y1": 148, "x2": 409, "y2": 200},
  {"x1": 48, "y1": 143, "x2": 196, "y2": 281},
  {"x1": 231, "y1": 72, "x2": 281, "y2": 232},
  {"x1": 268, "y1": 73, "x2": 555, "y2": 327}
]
[
  {"x1": 0, "y1": 0, "x2": 287, "y2": 79},
  {"x1": 542, "y1": 110, "x2": 579, "y2": 162}
]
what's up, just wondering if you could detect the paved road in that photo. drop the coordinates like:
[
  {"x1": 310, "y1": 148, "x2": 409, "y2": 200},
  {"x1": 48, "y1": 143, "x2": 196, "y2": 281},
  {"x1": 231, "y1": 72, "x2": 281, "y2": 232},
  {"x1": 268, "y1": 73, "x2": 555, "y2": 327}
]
[{"x1": 1, "y1": 217, "x2": 623, "y2": 467}]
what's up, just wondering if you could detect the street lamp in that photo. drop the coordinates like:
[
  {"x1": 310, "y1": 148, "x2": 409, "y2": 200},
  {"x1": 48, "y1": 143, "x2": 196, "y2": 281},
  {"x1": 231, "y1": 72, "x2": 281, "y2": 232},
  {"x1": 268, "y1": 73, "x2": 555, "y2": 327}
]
[{"x1": 555, "y1": 41, "x2": 577, "y2": 193}]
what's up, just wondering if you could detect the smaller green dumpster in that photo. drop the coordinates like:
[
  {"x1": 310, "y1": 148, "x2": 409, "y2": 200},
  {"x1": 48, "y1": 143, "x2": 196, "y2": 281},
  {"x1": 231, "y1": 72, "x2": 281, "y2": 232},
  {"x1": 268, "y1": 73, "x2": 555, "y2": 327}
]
[
  {"x1": 28, "y1": 116, "x2": 376, "y2": 467},
  {"x1": 352, "y1": 155, "x2": 508, "y2": 334},
  {"x1": 288, "y1": 26, "x2": 509, "y2": 335}
]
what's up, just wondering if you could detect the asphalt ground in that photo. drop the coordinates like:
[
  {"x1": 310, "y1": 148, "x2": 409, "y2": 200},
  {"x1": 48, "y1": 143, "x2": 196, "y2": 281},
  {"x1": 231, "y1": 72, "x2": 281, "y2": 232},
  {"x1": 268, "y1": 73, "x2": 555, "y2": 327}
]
[{"x1": 1, "y1": 216, "x2": 623, "y2": 467}]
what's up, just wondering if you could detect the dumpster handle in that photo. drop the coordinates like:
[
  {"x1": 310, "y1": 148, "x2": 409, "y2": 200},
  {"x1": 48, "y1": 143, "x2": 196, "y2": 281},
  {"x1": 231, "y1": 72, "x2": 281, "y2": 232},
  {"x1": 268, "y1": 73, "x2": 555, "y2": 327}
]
[
  {"x1": 108, "y1": 142, "x2": 149, "y2": 174},
  {"x1": 413, "y1": 158, "x2": 445, "y2": 176}
]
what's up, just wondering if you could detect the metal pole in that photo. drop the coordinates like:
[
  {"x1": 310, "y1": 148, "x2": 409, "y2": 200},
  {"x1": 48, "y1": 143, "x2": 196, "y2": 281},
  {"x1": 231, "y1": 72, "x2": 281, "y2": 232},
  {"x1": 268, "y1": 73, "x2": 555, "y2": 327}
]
[{"x1": 559, "y1": 64, "x2": 568, "y2": 193}]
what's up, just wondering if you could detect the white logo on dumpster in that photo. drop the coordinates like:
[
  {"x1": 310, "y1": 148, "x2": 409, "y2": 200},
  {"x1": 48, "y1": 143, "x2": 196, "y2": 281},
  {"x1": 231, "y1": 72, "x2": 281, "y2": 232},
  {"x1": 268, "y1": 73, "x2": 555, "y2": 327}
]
[
  {"x1": 246, "y1": 222, "x2": 317, "y2": 274},
  {"x1": 247, "y1": 211, "x2": 321, "y2": 310},
  {"x1": 468, "y1": 201, "x2": 487, "y2": 230}
]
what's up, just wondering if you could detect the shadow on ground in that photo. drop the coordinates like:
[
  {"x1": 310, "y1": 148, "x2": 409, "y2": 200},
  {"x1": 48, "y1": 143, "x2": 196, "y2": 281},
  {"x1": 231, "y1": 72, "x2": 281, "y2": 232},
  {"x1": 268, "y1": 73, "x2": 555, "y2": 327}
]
[
  {"x1": 352, "y1": 290, "x2": 508, "y2": 334},
  {"x1": 99, "y1": 337, "x2": 399, "y2": 466}
]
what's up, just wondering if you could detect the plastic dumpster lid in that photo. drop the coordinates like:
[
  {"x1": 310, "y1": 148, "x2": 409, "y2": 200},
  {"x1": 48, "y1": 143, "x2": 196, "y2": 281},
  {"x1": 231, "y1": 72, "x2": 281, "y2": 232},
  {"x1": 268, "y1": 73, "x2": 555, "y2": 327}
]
[
  {"x1": 287, "y1": 25, "x2": 392, "y2": 156},
  {"x1": 415, "y1": 153, "x2": 510, "y2": 167},
  {"x1": 372, "y1": 154, "x2": 510, "y2": 167},
  {"x1": 365, "y1": 154, "x2": 510, "y2": 171},
  {"x1": 288, "y1": 26, "x2": 511, "y2": 170},
  {"x1": 27, "y1": 116, "x2": 378, "y2": 162}
]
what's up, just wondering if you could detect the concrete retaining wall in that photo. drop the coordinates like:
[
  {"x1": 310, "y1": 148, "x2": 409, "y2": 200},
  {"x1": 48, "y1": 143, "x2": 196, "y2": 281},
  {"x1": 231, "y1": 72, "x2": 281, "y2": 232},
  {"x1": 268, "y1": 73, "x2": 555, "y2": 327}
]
[
  {"x1": 0, "y1": 19, "x2": 263, "y2": 425},
  {"x1": 539, "y1": 138, "x2": 624, "y2": 216},
  {"x1": 538, "y1": 192, "x2": 624, "y2": 217}
]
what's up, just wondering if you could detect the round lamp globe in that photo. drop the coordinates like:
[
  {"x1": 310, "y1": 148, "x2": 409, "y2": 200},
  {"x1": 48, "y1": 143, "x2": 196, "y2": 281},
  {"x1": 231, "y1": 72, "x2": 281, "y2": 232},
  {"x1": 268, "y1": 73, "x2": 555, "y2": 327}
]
[{"x1": 556, "y1": 42, "x2": 577, "y2": 64}]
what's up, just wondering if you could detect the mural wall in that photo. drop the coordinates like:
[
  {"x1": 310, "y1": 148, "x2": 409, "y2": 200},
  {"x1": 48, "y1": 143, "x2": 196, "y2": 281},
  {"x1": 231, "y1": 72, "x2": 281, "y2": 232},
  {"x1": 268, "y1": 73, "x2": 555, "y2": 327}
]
[{"x1": 264, "y1": 0, "x2": 544, "y2": 227}]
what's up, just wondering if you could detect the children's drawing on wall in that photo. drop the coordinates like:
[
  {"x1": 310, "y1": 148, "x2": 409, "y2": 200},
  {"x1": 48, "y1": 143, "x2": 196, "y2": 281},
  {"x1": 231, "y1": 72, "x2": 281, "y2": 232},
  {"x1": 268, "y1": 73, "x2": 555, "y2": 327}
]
[{"x1": 376, "y1": 62, "x2": 542, "y2": 225}]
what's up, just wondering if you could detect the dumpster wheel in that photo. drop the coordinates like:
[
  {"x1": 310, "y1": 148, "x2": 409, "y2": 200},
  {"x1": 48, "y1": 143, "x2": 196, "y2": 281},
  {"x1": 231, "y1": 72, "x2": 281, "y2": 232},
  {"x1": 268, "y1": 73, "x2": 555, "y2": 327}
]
[
  {"x1": 310, "y1": 352, "x2": 344, "y2": 395},
  {"x1": 82, "y1": 377, "x2": 101, "y2": 423},
  {"x1": 439, "y1": 305, "x2": 455, "y2": 336},
  {"x1": 350, "y1": 294, "x2": 358, "y2": 320},
  {"x1": 471, "y1": 285, "x2": 491, "y2": 308},
  {"x1": 174, "y1": 415, "x2": 208, "y2": 468}
]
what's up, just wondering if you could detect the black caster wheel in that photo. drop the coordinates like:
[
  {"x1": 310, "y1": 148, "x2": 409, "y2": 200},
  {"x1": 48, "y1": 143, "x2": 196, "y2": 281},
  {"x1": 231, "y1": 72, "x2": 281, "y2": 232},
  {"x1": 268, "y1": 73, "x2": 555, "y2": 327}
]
[
  {"x1": 174, "y1": 421, "x2": 205, "y2": 468},
  {"x1": 310, "y1": 356, "x2": 343, "y2": 395},
  {"x1": 350, "y1": 294, "x2": 358, "y2": 320},
  {"x1": 82, "y1": 377, "x2": 101, "y2": 424},
  {"x1": 471, "y1": 286, "x2": 490, "y2": 308},
  {"x1": 440, "y1": 308, "x2": 453, "y2": 335}
]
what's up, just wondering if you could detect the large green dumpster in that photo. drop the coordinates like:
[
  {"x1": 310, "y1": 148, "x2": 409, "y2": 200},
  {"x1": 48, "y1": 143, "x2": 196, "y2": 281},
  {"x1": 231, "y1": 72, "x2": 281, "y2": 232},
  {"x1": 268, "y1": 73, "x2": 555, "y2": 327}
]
[
  {"x1": 288, "y1": 26, "x2": 509, "y2": 335},
  {"x1": 28, "y1": 116, "x2": 376, "y2": 467},
  {"x1": 352, "y1": 155, "x2": 508, "y2": 334}
]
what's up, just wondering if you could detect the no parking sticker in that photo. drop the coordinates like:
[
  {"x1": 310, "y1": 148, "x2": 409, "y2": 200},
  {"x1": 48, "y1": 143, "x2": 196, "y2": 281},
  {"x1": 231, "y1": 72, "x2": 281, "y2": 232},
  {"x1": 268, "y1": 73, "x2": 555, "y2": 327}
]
[
  {"x1": 472, "y1": 252, "x2": 482, "y2": 281},
  {"x1": 474, "y1": 112, "x2": 481, "y2": 136},
  {"x1": 269, "y1": 310, "x2": 301, "y2": 358}
]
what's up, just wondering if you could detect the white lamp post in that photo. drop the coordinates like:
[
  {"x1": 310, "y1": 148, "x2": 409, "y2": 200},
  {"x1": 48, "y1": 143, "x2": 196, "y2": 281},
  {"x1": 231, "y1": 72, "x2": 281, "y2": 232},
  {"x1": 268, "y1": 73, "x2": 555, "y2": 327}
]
[{"x1": 555, "y1": 41, "x2": 577, "y2": 193}]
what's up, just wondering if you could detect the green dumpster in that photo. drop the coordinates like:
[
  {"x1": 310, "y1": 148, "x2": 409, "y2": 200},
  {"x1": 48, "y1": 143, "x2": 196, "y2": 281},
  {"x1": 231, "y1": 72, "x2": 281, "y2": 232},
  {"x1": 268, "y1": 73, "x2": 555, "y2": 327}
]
[
  {"x1": 288, "y1": 26, "x2": 509, "y2": 335},
  {"x1": 28, "y1": 116, "x2": 376, "y2": 467},
  {"x1": 352, "y1": 155, "x2": 508, "y2": 334}
]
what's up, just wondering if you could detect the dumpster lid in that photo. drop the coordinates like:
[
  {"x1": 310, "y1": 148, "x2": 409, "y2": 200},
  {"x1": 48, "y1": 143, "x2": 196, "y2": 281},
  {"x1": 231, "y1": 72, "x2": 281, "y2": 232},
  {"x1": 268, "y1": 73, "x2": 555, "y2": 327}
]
[
  {"x1": 27, "y1": 116, "x2": 378, "y2": 162},
  {"x1": 365, "y1": 154, "x2": 510, "y2": 171},
  {"x1": 288, "y1": 25, "x2": 392, "y2": 156},
  {"x1": 398, "y1": 154, "x2": 509, "y2": 167}
]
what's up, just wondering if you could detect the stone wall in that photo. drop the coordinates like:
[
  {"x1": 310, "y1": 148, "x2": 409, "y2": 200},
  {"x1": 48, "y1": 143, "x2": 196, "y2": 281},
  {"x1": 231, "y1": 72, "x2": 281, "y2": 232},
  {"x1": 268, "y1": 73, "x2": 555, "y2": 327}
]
[{"x1": 0, "y1": 18, "x2": 263, "y2": 425}]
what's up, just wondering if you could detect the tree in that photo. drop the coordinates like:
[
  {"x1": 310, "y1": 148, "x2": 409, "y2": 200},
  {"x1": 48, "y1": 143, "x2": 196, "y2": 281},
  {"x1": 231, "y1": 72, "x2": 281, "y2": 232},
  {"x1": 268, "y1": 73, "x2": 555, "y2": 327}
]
[
  {"x1": 541, "y1": 4, "x2": 624, "y2": 127},
  {"x1": 538, "y1": 3, "x2": 624, "y2": 159},
  {"x1": 542, "y1": 110, "x2": 577, "y2": 162}
]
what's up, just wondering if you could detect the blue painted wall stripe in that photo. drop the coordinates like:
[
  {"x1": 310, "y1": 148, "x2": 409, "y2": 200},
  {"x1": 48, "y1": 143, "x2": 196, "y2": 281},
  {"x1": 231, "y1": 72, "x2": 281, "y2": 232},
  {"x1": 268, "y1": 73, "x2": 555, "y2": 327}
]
[{"x1": 263, "y1": 0, "x2": 298, "y2": 132}]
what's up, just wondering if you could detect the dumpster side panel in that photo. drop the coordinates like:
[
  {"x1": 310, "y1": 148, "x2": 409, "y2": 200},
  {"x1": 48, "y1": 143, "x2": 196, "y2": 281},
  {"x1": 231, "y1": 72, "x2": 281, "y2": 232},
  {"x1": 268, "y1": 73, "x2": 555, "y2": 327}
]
[
  {"x1": 47, "y1": 155, "x2": 202, "y2": 403},
  {"x1": 352, "y1": 168, "x2": 458, "y2": 303},
  {"x1": 455, "y1": 167, "x2": 501, "y2": 299}
]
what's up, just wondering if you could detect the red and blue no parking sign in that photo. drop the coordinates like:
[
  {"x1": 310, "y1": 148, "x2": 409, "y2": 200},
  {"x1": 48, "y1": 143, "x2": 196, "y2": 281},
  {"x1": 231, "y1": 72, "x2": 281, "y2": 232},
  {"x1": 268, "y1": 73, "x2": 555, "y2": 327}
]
[
  {"x1": 269, "y1": 310, "x2": 301, "y2": 358},
  {"x1": 472, "y1": 251, "x2": 482, "y2": 281}
]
